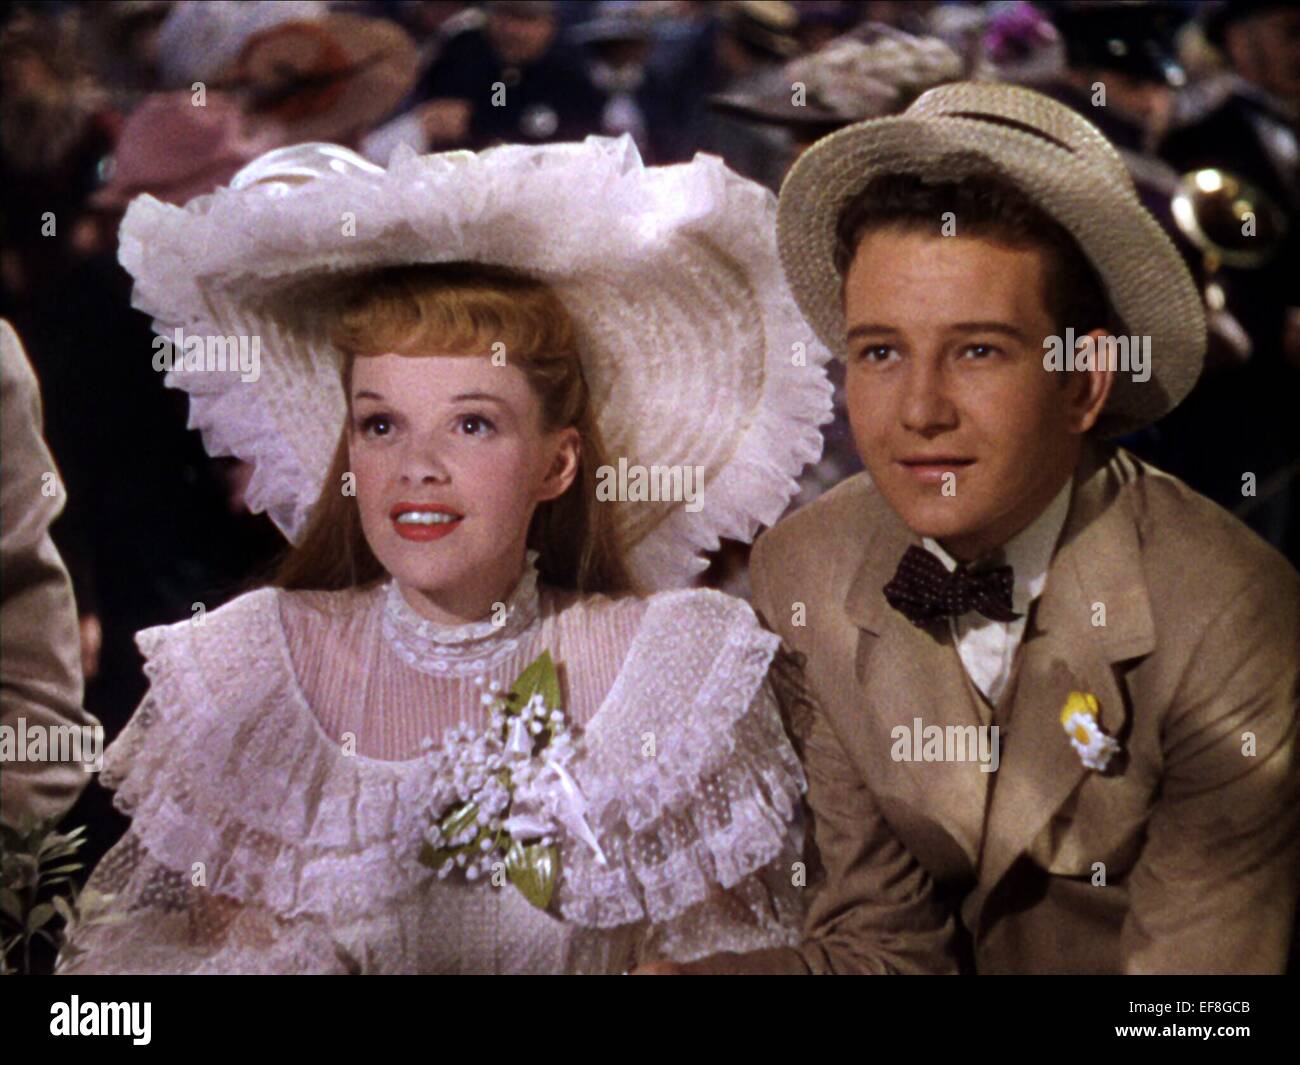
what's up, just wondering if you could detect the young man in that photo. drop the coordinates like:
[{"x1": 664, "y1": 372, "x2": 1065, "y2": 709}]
[{"x1": 680, "y1": 83, "x2": 1300, "y2": 974}]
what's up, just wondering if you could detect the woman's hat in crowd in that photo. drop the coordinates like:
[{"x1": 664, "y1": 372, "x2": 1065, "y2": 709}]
[
  {"x1": 90, "y1": 91, "x2": 281, "y2": 209},
  {"x1": 710, "y1": 25, "x2": 964, "y2": 139},
  {"x1": 115, "y1": 137, "x2": 833, "y2": 588},
  {"x1": 775, "y1": 81, "x2": 1206, "y2": 436},
  {"x1": 153, "y1": 2, "x2": 418, "y2": 145},
  {"x1": 218, "y1": 12, "x2": 420, "y2": 145}
]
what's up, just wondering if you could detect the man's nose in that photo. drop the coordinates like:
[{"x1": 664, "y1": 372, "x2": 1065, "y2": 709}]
[{"x1": 898, "y1": 357, "x2": 958, "y2": 435}]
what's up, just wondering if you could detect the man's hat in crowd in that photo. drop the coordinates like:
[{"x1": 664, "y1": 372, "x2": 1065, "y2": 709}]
[{"x1": 1037, "y1": 0, "x2": 1189, "y2": 87}]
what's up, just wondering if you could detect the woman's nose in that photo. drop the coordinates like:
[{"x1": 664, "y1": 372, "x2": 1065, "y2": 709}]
[{"x1": 399, "y1": 430, "x2": 451, "y2": 483}]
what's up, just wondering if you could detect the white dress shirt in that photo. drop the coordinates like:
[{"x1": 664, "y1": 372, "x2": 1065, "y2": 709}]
[{"x1": 921, "y1": 479, "x2": 1073, "y2": 704}]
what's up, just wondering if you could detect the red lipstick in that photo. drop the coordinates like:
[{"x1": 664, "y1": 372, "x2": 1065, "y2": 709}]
[{"x1": 390, "y1": 502, "x2": 464, "y2": 542}]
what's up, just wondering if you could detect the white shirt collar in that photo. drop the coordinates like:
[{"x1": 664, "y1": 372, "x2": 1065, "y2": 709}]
[{"x1": 922, "y1": 478, "x2": 1073, "y2": 613}]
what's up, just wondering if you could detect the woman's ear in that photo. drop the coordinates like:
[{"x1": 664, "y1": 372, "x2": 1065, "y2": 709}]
[{"x1": 538, "y1": 427, "x2": 581, "y2": 503}]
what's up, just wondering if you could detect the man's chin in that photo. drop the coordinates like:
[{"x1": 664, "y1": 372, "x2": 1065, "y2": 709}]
[{"x1": 886, "y1": 497, "x2": 990, "y2": 547}]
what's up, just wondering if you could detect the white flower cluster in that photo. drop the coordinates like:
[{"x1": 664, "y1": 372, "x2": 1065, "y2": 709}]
[{"x1": 420, "y1": 678, "x2": 577, "y2": 883}]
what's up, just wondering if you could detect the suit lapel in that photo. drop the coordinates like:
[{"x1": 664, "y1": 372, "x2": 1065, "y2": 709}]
[
  {"x1": 844, "y1": 497, "x2": 994, "y2": 869},
  {"x1": 975, "y1": 442, "x2": 1155, "y2": 913}
]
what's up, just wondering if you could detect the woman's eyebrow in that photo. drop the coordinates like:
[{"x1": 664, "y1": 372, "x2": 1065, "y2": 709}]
[
  {"x1": 450, "y1": 392, "x2": 510, "y2": 408},
  {"x1": 352, "y1": 389, "x2": 513, "y2": 408}
]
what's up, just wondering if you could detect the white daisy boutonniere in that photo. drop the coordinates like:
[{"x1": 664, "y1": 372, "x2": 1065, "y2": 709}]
[{"x1": 1059, "y1": 691, "x2": 1120, "y2": 771}]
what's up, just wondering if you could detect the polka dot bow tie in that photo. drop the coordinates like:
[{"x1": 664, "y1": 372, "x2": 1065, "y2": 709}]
[{"x1": 882, "y1": 544, "x2": 1020, "y2": 627}]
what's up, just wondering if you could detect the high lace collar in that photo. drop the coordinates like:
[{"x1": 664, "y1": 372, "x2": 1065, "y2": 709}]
[{"x1": 380, "y1": 551, "x2": 543, "y2": 676}]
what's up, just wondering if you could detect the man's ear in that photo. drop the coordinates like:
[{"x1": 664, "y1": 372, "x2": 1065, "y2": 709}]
[
  {"x1": 1066, "y1": 328, "x2": 1117, "y2": 435},
  {"x1": 538, "y1": 427, "x2": 581, "y2": 503}
]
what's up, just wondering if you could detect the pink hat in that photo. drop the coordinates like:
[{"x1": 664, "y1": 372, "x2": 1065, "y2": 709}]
[{"x1": 91, "y1": 90, "x2": 279, "y2": 209}]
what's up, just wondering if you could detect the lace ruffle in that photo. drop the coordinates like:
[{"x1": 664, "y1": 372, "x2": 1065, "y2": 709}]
[
  {"x1": 99, "y1": 583, "x2": 803, "y2": 933},
  {"x1": 380, "y1": 550, "x2": 542, "y2": 676},
  {"x1": 553, "y1": 590, "x2": 804, "y2": 927},
  {"x1": 101, "y1": 589, "x2": 442, "y2": 923}
]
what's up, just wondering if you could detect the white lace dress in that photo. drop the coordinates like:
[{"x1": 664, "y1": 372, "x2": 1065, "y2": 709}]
[{"x1": 56, "y1": 557, "x2": 805, "y2": 974}]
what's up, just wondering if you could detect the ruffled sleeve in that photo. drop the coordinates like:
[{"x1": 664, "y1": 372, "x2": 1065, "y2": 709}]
[
  {"x1": 56, "y1": 588, "x2": 435, "y2": 975},
  {"x1": 55, "y1": 821, "x2": 352, "y2": 975},
  {"x1": 554, "y1": 589, "x2": 807, "y2": 958}
]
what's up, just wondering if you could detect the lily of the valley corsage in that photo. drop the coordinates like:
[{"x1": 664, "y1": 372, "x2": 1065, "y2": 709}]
[
  {"x1": 1059, "y1": 690, "x2": 1120, "y2": 771},
  {"x1": 417, "y1": 651, "x2": 607, "y2": 910}
]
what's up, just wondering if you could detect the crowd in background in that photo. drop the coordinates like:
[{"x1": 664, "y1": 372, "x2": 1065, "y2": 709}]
[{"x1": 1, "y1": 0, "x2": 1297, "y2": 883}]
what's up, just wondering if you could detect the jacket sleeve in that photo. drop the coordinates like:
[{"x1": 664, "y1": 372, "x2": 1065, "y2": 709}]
[
  {"x1": 0, "y1": 319, "x2": 98, "y2": 830},
  {"x1": 1122, "y1": 570, "x2": 1300, "y2": 974},
  {"x1": 683, "y1": 532, "x2": 959, "y2": 974}
]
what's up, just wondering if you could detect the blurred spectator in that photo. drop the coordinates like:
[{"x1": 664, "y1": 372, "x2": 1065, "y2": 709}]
[
  {"x1": 1156, "y1": 0, "x2": 1300, "y2": 558},
  {"x1": 710, "y1": 21, "x2": 964, "y2": 165},
  {"x1": 647, "y1": 0, "x2": 801, "y2": 189},
  {"x1": 571, "y1": 2, "x2": 659, "y2": 156},
  {"x1": 152, "y1": 0, "x2": 327, "y2": 90},
  {"x1": 1033, "y1": 0, "x2": 1186, "y2": 156},
  {"x1": 971, "y1": 0, "x2": 1063, "y2": 84},
  {"x1": 414, "y1": 0, "x2": 605, "y2": 148},
  {"x1": 860, "y1": 0, "x2": 935, "y2": 36},
  {"x1": 382, "y1": 0, "x2": 479, "y2": 77},
  {"x1": 791, "y1": 1, "x2": 860, "y2": 53},
  {"x1": 0, "y1": 9, "x2": 120, "y2": 316},
  {"x1": 79, "y1": 0, "x2": 171, "y2": 113},
  {"x1": 218, "y1": 9, "x2": 420, "y2": 149},
  {"x1": 90, "y1": 90, "x2": 281, "y2": 211}
]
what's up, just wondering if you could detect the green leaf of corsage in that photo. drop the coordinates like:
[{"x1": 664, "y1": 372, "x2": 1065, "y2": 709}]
[{"x1": 418, "y1": 650, "x2": 573, "y2": 910}]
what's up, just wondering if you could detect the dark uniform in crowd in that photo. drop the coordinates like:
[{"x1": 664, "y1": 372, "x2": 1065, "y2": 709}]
[{"x1": 417, "y1": 0, "x2": 604, "y2": 147}]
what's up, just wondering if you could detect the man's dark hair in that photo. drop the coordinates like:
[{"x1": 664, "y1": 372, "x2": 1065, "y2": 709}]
[{"x1": 833, "y1": 171, "x2": 1117, "y2": 337}]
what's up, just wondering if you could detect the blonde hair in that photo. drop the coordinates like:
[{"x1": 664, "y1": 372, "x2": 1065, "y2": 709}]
[{"x1": 269, "y1": 262, "x2": 635, "y2": 595}]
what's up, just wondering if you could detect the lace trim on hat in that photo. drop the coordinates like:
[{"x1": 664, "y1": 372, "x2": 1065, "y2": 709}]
[
  {"x1": 116, "y1": 136, "x2": 834, "y2": 591},
  {"x1": 380, "y1": 550, "x2": 542, "y2": 677}
]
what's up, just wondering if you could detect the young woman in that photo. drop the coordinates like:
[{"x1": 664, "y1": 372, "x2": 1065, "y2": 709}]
[{"x1": 57, "y1": 138, "x2": 833, "y2": 974}]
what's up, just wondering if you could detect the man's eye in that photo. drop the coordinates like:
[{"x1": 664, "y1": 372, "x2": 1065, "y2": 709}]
[
  {"x1": 458, "y1": 413, "x2": 495, "y2": 436},
  {"x1": 961, "y1": 344, "x2": 999, "y2": 360},
  {"x1": 856, "y1": 345, "x2": 896, "y2": 364}
]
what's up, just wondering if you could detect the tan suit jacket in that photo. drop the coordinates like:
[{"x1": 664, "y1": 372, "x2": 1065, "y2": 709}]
[
  {"x1": 691, "y1": 442, "x2": 1300, "y2": 973},
  {"x1": 1, "y1": 319, "x2": 96, "y2": 829}
]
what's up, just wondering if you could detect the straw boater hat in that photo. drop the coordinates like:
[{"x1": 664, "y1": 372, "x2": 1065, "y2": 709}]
[
  {"x1": 776, "y1": 81, "x2": 1206, "y2": 436},
  {"x1": 116, "y1": 136, "x2": 833, "y2": 588}
]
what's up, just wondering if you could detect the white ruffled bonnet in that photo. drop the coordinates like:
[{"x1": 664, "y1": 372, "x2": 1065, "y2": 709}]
[{"x1": 117, "y1": 135, "x2": 833, "y2": 589}]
